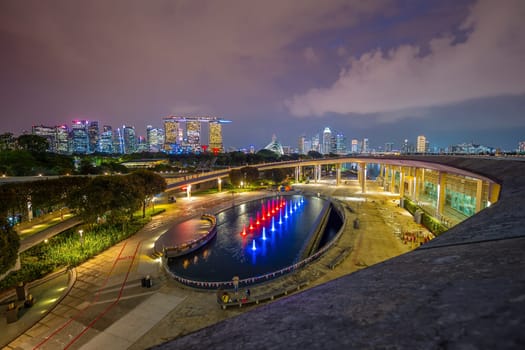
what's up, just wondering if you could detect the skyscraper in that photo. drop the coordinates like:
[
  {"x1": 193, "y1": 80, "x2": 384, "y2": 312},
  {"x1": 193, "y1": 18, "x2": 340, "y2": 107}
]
[
  {"x1": 88, "y1": 121, "x2": 99, "y2": 153},
  {"x1": 209, "y1": 121, "x2": 223, "y2": 154},
  {"x1": 335, "y1": 132, "x2": 346, "y2": 154},
  {"x1": 147, "y1": 125, "x2": 164, "y2": 152},
  {"x1": 351, "y1": 139, "x2": 359, "y2": 153},
  {"x1": 322, "y1": 127, "x2": 332, "y2": 154},
  {"x1": 298, "y1": 135, "x2": 306, "y2": 155},
  {"x1": 70, "y1": 120, "x2": 90, "y2": 154},
  {"x1": 186, "y1": 120, "x2": 201, "y2": 152},
  {"x1": 162, "y1": 116, "x2": 230, "y2": 154},
  {"x1": 99, "y1": 125, "x2": 114, "y2": 153},
  {"x1": 417, "y1": 135, "x2": 427, "y2": 153},
  {"x1": 55, "y1": 125, "x2": 69, "y2": 154},
  {"x1": 122, "y1": 125, "x2": 136, "y2": 154},
  {"x1": 362, "y1": 138, "x2": 369, "y2": 153}
]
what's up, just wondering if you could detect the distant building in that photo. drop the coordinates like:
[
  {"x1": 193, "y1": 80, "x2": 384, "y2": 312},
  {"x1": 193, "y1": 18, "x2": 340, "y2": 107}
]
[
  {"x1": 146, "y1": 125, "x2": 164, "y2": 153},
  {"x1": 32, "y1": 125, "x2": 55, "y2": 152},
  {"x1": 518, "y1": 141, "x2": 525, "y2": 153},
  {"x1": 362, "y1": 138, "x2": 369, "y2": 153},
  {"x1": 417, "y1": 135, "x2": 427, "y2": 153},
  {"x1": 322, "y1": 127, "x2": 332, "y2": 154},
  {"x1": 54, "y1": 125, "x2": 69, "y2": 154},
  {"x1": 264, "y1": 134, "x2": 284, "y2": 155},
  {"x1": 99, "y1": 125, "x2": 114, "y2": 153},
  {"x1": 385, "y1": 142, "x2": 394, "y2": 153},
  {"x1": 208, "y1": 121, "x2": 224, "y2": 154},
  {"x1": 335, "y1": 132, "x2": 346, "y2": 154},
  {"x1": 70, "y1": 120, "x2": 90, "y2": 154},
  {"x1": 298, "y1": 135, "x2": 306, "y2": 155},
  {"x1": 88, "y1": 121, "x2": 99, "y2": 153},
  {"x1": 122, "y1": 125, "x2": 137, "y2": 154},
  {"x1": 351, "y1": 139, "x2": 359, "y2": 153},
  {"x1": 162, "y1": 116, "x2": 230, "y2": 154},
  {"x1": 449, "y1": 142, "x2": 495, "y2": 154}
]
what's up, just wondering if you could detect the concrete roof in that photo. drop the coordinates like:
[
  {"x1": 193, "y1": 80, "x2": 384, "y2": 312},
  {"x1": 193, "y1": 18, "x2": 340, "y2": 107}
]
[{"x1": 154, "y1": 156, "x2": 525, "y2": 350}]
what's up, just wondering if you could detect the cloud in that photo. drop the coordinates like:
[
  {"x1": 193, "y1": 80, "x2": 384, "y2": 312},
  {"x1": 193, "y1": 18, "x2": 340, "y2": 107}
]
[
  {"x1": 286, "y1": 0, "x2": 525, "y2": 117},
  {"x1": 170, "y1": 104, "x2": 210, "y2": 115},
  {"x1": 303, "y1": 47, "x2": 320, "y2": 64}
]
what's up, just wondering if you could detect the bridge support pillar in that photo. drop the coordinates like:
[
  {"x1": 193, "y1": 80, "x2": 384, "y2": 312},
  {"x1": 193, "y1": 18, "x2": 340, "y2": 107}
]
[
  {"x1": 295, "y1": 166, "x2": 301, "y2": 183},
  {"x1": 218, "y1": 178, "x2": 222, "y2": 192},
  {"x1": 317, "y1": 165, "x2": 322, "y2": 182},
  {"x1": 414, "y1": 168, "x2": 422, "y2": 202},
  {"x1": 436, "y1": 172, "x2": 447, "y2": 217},
  {"x1": 186, "y1": 184, "x2": 192, "y2": 199},
  {"x1": 390, "y1": 167, "x2": 396, "y2": 193},
  {"x1": 358, "y1": 163, "x2": 367, "y2": 193},
  {"x1": 475, "y1": 179, "x2": 483, "y2": 213},
  {"x1": 336, "y1": 164, "x2": 341, "y2": 186},
  {"x1": 399, "y1": 168, "x2": 405, "y2": 198}
]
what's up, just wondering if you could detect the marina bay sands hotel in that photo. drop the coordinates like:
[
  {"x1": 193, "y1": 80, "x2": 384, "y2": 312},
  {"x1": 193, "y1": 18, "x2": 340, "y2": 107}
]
[{"x1": 163, "y1": 116, "x2": 231, "y2": 154}]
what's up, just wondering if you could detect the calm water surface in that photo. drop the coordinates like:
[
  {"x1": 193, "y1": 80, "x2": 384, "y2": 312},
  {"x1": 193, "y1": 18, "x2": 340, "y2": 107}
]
[{"x1": 167, "y1": 195, "x2": 327, "y2": 282}]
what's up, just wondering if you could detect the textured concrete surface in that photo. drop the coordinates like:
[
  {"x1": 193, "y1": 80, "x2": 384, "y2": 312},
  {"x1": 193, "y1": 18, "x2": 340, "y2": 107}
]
[{"x1": 155, "y1": 156, "x2": 525, "y2": 350}]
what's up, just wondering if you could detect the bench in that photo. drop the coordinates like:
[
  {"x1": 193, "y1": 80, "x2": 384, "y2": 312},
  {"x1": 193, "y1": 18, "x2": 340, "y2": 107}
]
[
  {"x1": 218, "y1": 281, "x2": 309, "y2": 310},
  {"x1": 327, "y1": 247, "x2": 352, "y2": 270}
]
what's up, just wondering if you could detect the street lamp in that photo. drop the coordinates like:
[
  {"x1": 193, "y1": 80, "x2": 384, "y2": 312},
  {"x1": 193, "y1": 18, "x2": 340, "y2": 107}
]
[{"x1": 78, "y1": 229, "x2": 84, "y2": 246}]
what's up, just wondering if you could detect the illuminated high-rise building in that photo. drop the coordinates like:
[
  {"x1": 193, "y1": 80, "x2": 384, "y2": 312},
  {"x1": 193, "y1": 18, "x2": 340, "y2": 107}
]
[
  {"x1": 186, "y1": 121, "x2": 201, "y2": 152},
  {"x1": 163, "y1": 119, "x2": 182, "y2": 153},
  {"x1": 385, "y1": 142, "x2": 394, "y2": 153},
  {"x1": 417, "y1": 135, "x2": 427, "y2": 153},
  {"x1": 122, "y1": 125, "x2": 136, "y2": 154},
  {"x1": 99, "y1": 125, "x2": 114, "y2": 153},
  {"x1": 362, "y1": 138, "x2": 369, "y2": 153},
  {"x1": 209, "y1": 121, "x2": 223, "y2": 153},
  {"x1": 162, "y1": 116, "x2": 230, "y2": 154},
  {"x1": 147, "y1": 125, "x2": 164, "y2": 152},
  {"x1": 70, "y1": 120, "x2": 90, "y2": 154},
  {"x1": 298, "y1": 135, "x2": 306, "y2": 155},
  {"x1": 335, "y1": 132, "x2": 346, "y2": 154},
  {"x1": 311, "y1": 134, "x2": 320, "y2": 153},
  {"x1": 55, "y1": 125, "x2": 69, "y2": 154},
  {"x1": 351, "y1": 139, "x2": 359, "y2": 153},
  {"x1": 88, "y1": 121, "x2": 99, "y2": 153},
  {"x1": 322, "y1": 127, "x2": 332, "y2": 154}
]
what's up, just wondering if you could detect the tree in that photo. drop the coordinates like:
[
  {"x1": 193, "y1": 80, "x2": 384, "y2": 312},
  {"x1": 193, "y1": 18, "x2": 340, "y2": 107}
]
[
  {"x1": 240, "y1": 166, "x2": 259, "y2": 186},
  {"x1": 17, "y1": 134, "x2": 49, "y2": 153},
  {"x1": 269, "y1": 168, "x2": 287, "y2": 184},
  {"x1": 0, "y1": 220, "x2": 20, "y2": 275},
  {"x1": 229, "y1": 169, "x2": 242, "y2": 187},
  {"x1": 307, "y1": 150, "x2": 323, "y2": 159},
  {"x1": 128, "y1": 170, "x2": 167, "y2": 218},
  {"x1": 256, "y1": 149, "x2": 279, "y2": 162}
]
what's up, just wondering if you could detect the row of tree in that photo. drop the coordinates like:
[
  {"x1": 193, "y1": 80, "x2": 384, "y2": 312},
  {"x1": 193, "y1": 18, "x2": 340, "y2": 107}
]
[
  {"x1": 228, "y1": 166, "x2": 292, "y2": 187},
  {"x1": 0, "y1": 170, "x2": 166, "y2": 275}
]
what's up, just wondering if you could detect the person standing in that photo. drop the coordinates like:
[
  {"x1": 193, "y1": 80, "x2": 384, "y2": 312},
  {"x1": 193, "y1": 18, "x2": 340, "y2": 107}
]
[{"x1": 232, "y1": 275, "x2": 240, "y2": 294}]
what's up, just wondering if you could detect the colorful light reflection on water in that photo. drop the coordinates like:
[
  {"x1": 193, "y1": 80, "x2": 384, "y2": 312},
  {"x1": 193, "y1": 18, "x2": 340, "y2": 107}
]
[{"x1": 167, "y1": 195, "x2": 327, "y2": 282}]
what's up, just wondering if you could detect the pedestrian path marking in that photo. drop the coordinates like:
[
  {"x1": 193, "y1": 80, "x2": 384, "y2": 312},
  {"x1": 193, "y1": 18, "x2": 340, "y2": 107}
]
[{"x1": 79, "y1": 292, "x2": 185, "y2": 350}]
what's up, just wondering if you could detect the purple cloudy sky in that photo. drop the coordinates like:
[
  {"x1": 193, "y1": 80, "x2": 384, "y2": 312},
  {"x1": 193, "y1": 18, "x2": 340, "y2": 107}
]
[{"x1": 1, "y1": 0, "x2": 524, "y2": 150}]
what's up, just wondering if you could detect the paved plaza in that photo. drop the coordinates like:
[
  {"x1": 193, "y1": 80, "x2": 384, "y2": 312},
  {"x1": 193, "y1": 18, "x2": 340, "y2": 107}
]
[{"x1": 2, "y1": 180, "x2": 430, "y2": 349}]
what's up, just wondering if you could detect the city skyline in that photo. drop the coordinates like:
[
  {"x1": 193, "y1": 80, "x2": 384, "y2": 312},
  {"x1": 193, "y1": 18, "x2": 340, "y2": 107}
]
[{"x1": 1, "y1": 0, "x2": 524, "y2": 150}]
